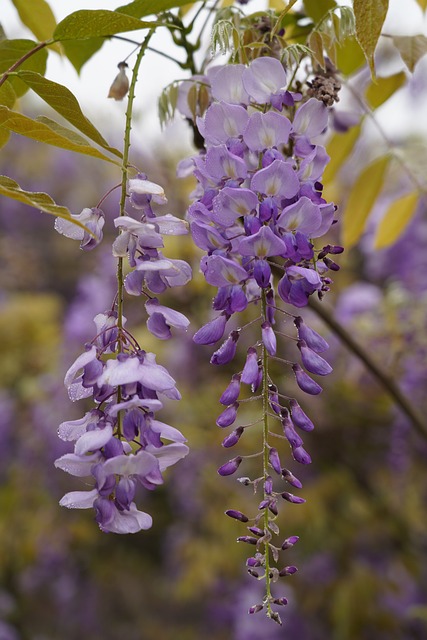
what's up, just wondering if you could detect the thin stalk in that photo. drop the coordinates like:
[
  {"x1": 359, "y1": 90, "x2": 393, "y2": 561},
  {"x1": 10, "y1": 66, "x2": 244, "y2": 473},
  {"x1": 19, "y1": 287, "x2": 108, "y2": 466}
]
[
  {"x1": 309, "y1": 297, "x2": 427, "y2": 440},
  {"x1": 0, "y1": 40, "x2": 51, "y2": 89},
  {"x1": 261, "y1": 289, "x2": 273, "y2": 617}
]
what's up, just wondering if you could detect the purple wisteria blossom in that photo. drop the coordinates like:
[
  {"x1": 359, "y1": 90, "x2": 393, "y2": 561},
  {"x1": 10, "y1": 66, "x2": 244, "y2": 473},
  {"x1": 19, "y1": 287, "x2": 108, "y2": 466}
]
[
  {"x1": 180, "y1": 55, "x2": 340, "y2": 622},
  {"x1": 54, "y1": 174, "x2": 191, "y2": 533}
]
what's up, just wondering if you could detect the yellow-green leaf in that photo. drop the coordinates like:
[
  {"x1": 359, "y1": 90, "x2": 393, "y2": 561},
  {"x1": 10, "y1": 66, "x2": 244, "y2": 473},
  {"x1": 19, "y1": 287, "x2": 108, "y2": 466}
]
[
  {"x1": 0, "y1": 128, "x2": 10, "y2": 148},
  {"x1": 117, "y1": 0, "x2": 194, "y2": 17},
  {"x1": 323, "y1": 124, "x2": 362, "y2": 184},
  {"x1": 0, "y1": 107, "x2": 120, "y2": 164},
  {"x1": 415, "y1": 0, "x2": 427, "y2": 11},
  {"x1": 342, "y1": 155, "x2": 390, "y2": 247},
  {"x1": 303, "y1": 0, "x2": 337, "y2": 24},
  {"x1": 61, "y1": 38, "x2": 105, "y2": 74},
  {"x1": 53, "y1": 10, "x2": 159, "y2": 41},
  {"x1": 0, "y1": 80, "x2": 17, "y2": 109},
  {"x1": 11, "y1": 0, "x2": 58, "y2": 44},
  {"x1": 0, "y1": 39, "x2": 48, "y2": 98},
  {"x1": 373, "y1": 191, "x2": 418, "y2": 249},
  {"x1": 392, "y1": 34, "x2": 427, "y2": 72},
  {"x1": 308, "y1": 30, "x2": 325, "y2": 68},
  {"x1": 336, "y1": 36, "x2": 365, "y2": 75},
  {"x1": 16, "y1": 70, "x2": 122, "y2": 158},
  {"x1": 0, "y1": 175, "x2": 72, "y2": 219},
  {"x1": 365, "y1": 71, "x2": 406, "y2": 109},
  {"x1": 353, "y1": 0, "x2": 389, "y2": 77}
]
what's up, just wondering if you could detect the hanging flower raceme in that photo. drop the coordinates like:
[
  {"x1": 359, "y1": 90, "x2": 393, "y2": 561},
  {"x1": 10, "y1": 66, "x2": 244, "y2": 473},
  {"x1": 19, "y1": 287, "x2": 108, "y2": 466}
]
[
  {"x1": 181, "y1": 56, "x2": 342, "y2": 622},
  {"x1": 54, "y1": 174, "x2": 191, "y2": 533}
]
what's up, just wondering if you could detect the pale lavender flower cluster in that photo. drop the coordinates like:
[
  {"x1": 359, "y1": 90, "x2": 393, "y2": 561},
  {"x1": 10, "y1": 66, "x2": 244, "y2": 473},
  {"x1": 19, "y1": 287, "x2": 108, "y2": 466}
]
[
  {"x1": 54, "y1": 175, "x2": 191, "y2": 533},
  {"x1": 181, "y1": 56, "x2": 341, "y2": 620}
]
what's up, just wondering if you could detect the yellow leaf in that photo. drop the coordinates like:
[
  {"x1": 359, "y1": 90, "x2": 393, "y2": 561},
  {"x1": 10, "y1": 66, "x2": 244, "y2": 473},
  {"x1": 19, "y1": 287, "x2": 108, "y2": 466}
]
[
  {"x1": 336, "y1": 36, "x2": 365, "y2": 76},
  {"x1": 323, "y1": 124, "x2": 362, "y2": 185},
  {"x1": 415, "y1": 0, "x2": 427, "y2": 11},
  {"x1": 365, "y1": 71, "x2": 406, "y2": 109},
  {"x1": 309, "y1": 31, "x2": 325, "y2": 68},
  {"x1": 373, "y1": 192, "x2": 418, "y2": 249},
  {"x1": 11, "y1": 0, "x2": 60, "y2": 53},
  {"x1": 342, "y1": 155, "x2": 389, "y2": 248},
  {"x1": 354, "y1": 0, "x2": 389, "y2": 77}
]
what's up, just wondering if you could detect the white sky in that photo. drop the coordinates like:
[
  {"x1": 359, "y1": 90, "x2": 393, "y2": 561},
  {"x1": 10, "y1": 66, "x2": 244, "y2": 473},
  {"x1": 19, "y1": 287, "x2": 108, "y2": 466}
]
[{"x1": 2, "y1": 0, "x2": 427, "y2": 149}]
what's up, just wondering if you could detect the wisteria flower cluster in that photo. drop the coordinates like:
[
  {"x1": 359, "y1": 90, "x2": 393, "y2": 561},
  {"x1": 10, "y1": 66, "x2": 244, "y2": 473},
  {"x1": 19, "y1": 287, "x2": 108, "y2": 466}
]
[
  {"x1": 54, "y1": 175, "x2": 191, "y2": 533},
  {"x1": 181, "y1": 56, "x2": 342, "y2": 622}
]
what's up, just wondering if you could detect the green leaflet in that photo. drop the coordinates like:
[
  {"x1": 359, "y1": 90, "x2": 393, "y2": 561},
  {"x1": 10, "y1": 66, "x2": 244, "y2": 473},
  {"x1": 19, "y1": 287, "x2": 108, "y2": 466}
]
[
  {"x1": 342, "y1": 155, "x2": 390, "y2": 248},
  {"x1": 353, "y1": 0, "x2": 389, "y2": 77},
  {"x1": 11, "y1": 0, "x2": 58, "y2": 46},
  {"x1": 116, "y1": 0, "x2": 195, "y2": 18},
  {"x1": 0, "y1": 107, "x2": 121, "y2": 165},
  {"x1": 303, "y1": 0, "x2": 337, "y2": 24},
  {"x1": 53, "y1": 10, "x2": 160, "y2": 41},
  {"x1": 0, "y1": 39, "x2": 48, "y2": 98},
  {"x1": 16, "y1": 71, "x2": 122, "y2": 158},
  {"x1": 0, "y1": 175, "x2": 72, "y2": 220}
]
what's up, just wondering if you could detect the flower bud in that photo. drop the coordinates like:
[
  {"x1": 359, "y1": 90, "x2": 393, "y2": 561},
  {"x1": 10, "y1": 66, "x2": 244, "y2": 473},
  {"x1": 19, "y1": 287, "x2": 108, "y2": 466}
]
[
  {"x1": 289, "y1": 399, "x2": 314, "y2": 431},
  {"x1": 292, "y1": 363, "x2": 322, "y2": 395},
  {"x1": 218, "y1": 456, "x2": 242, "y2": 476},
  {"x1": 225, "y1": 509, "x2": 249, "y2": 522},
  {"x1": 216, "y1": 402, "x2": 239, "y2": 428}
]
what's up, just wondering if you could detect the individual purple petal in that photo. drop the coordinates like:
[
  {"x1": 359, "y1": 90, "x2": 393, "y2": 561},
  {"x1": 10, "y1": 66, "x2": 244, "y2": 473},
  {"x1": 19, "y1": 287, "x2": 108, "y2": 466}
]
[
  {"x1": 253, "y1": 259, "x2": 271, "y2": 288},
  {"x1": 298, "y1": 145, "x2": 330, "y2": 182},
  {"x1": 58, "y1": 410, "x2": 103, "y2": 441},
  {"x1": 289, "y1": 399, "x2": 314, "y2": 432},
  {"x1": 212, "y1": 187, "x2": 258, "y2": 227},
  {"x1": 225, "y1": 509, "x2": 249, "y2": 522},
  {"x1": 251, "y1": 159, "x2": 299, "y2": 199},
  {"x1": 281, "y1": 492, "x2": 306, "y2": 504},
  {"x1": 238, "y1": 225, "x2": 287, "y2": 258},
  {"x1": 243, "y1": 111, "x2": 291, "y2": 151},
  {"x1": 205, "y1": 145, "x2": 248, "y2": 181},
  {"x1": 241, "y1": 347, "x2": 259, "y2": 385},
  {"x1": 55, "y1": 207, "x2": 105, "y2": 250},
  {"x1": 292, "y1": 445, "x2": 312, "y2": 465},
  {"x1": 242, "y1": 57, "x2": 287, "y2": 104},
  {"x1": 115, "y1": 477, "x2": 136, "y2": 510},
  {"x1": 203, "y1": 254, "x2": 248, "y2": 287},
  {"x1": 292, "y1": 98, "x2": 328, "y2": 138},
  {"x1": 161, "y1": 258, "x2": 192, "y2": 288},
  {"x1": 210, "y1": 64, "x2": 249, "y2": 104},
  {"x1": 54, "y1": 452, "x2": 101, "y2": 477},
  {"x1": 75, "y1": 424, "x2": 113, "y2": 456},
  {"x1": 281, "y1": 535, "x2": 299, "y2": 549},
  {"x1": 279, "y1": 565, "x2": 298, "y2": 576},
  {"x1": 277, "y1": 196, "x2": 322, "y2": 235},
  {"x1": 101, "y1": 451, "x2": 158, "y2": 480},
  {"x1": 298, "y1": 340, "x2": 332, "y2": 376},
  {"x1": 203, "y1": 101, "x2": 249, "y2": 143},
  {"x1": 269, "y1": 447, "x2": 282, "y2": 474},
  {"x1": 222, "y1": 427, "x2": 244, "y2": 448},
  {"x1": 152, "y1": 214, "x2": 189, "y2": 236},
  {"x1": 220, "y1": 374, "x2": 241, "y2": 405},
  {"x1": 190, "y1": 220, "x2": 228, "y2": 252},
  {"x1": 193, "y1": 313, "x2": 228, "y2": 345},
  {"x1": 64, "y1": 345, "x2": 98, "y2": 402},
  {"x1": 147, "y1": 312, "x2": 171, "y2": 340},
  {"x1": 211, "y1": 331, "x2": 239, "y2": 365},
  {"x1": 128, "y1": 176, "x2": 167, "y2": 204},
  {"x1": 145, "y1": 298, "x2": 189, "y2": 330},
  {"x1": 294, "y1": 316, "x2": 328, "y2": 353},
  {"x1": 282, "y1": 468, "x2": 303, "y2": 489},
  {"x1": 217, "y1": 456, "x2": 242, "y2": 476},
  {"x1": 278, "y1": 266, "x2": 322, "y2": 308},
  {"x1": 107, "y1": 395, "x2": 163, "y2": 417},
  {"x1": 101, "y1": 502, "x2": 153, "y2": 534},
  {"x1": 145, "y1": 442, "x2": 189, "y2": 472},
  {"x1": 261, "y1": 321, "x2": 276, "y2": 355},
  {"x1": 216, "y1": 402, "x2": 239, "y2": 428},
  {"x1": 59, "y1": 488, "x2": 99, "y2": 509},
  {"x1": 282, "y1": 415, "x2": 303, "y2": 449},
  {"x1": 292, "y1": 363, "x2": 322, "y2": 395}
]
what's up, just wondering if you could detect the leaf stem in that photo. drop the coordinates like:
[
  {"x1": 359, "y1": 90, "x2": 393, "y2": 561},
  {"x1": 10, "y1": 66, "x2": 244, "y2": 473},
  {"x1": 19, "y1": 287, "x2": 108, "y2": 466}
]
[{"x1": 0, "y1": 40, "x2": 51, "y2": 90}]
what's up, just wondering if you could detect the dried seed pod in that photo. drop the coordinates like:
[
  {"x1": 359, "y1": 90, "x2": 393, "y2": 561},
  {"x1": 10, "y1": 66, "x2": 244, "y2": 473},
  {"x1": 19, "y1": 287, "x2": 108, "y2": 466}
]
[{"x1": 108, "y1": 62, "x2": 129, "y2": 101}]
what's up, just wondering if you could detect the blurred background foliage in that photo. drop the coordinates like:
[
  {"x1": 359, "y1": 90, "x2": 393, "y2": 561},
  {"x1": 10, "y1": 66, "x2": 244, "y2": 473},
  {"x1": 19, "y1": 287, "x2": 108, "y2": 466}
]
[{"x1": 1, "y1": 0, "x2": 427, "y2": 639}]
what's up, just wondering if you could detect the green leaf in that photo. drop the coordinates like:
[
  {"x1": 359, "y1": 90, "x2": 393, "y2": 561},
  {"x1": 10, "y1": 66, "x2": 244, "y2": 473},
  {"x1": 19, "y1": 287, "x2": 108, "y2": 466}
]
[
  {"x1": 323, "y1": 124, "x2": 362, "y2": 185},
  {"x1": 0, "y1": 175, "x2": 72, "y2": 219},
  {"x1": 392, "y1": 35, "x2": 427, "y2": 72},
  {"x1": 342, "y1": 155, "x2": 390, "y2": 248},
  {"x1": 116, "y1": 0, "x2": 194, "y2": 18},
  {"x1": 365, "y1": 71, "x2": 406, "y2": 109},
  {"x1": 0, "y1": 128, "x2": 10, "y2": 149},
  {"x1": 0, "y1": 80, "x2": 17, "y2": 109},
  {"x1": 53, "y1": 10, "x2": 159, "y2": 41},
  {"x1": 336, "y1": 36, "x2": 366, "y2": 75},
  {"x1": 11, "y1": 0, "x2": 57, "y2": 43},
  {"x1": 303, "y1": 0, "x2": 337, "y2": 24},
  {"x1": 61, "y1": 38, "x2": 105, "y2": 74},
  {"x1": 353, "y1": 0, "x2": 389, "y2": 77},
  {"x1": 0, "y1": 39, "x2": 48, "y2": 98},
  {"x1": 373, "y1": 191, "x2": 418, "y2": 249},
  {"x1": 0, "y1": 107, "x2": 120, "y2": 164},
  {"x1": 16, "y1": 70, "x2": 122, "y2": 158}
]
